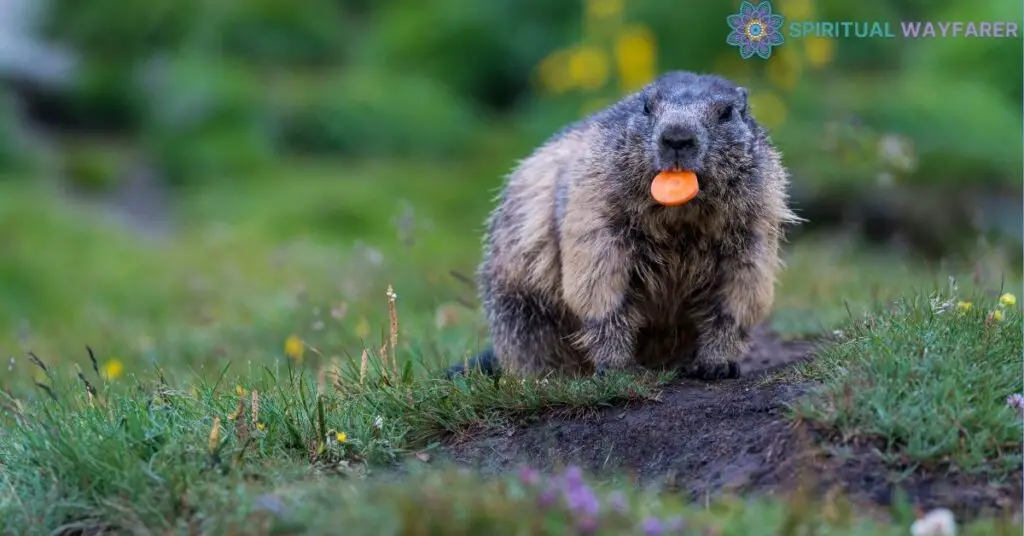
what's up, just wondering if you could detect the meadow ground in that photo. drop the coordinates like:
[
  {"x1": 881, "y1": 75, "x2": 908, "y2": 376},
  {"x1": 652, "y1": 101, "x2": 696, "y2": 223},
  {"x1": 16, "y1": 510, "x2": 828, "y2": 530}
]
[{"x1": 0, "y1": 156, "x2": 1021, "y2": 535}]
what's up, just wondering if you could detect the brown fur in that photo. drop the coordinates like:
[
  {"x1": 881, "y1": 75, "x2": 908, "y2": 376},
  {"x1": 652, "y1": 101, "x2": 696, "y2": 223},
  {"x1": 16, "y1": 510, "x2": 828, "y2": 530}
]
[{"x1": 450, "y1": 70, "x2": 801, "y2": 381}]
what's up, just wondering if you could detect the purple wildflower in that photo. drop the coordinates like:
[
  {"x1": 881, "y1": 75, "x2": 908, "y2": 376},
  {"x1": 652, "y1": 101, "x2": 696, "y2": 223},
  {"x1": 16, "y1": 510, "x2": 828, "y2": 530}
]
[
  {"x1": 564, "y1": 482, "x2": 601, "y2": 518},
  {"x1": 518, "y1": 465, "x2": 540, "y2": 486},
  {"x1": 1008, "y1": 393, "x2": 1024, "y2": 410},
  {"x1": 562, "y1": 465, "x2": 585, "y2": 489},
  {"x1": 607, "y1": 490, "x2": 629, "y2": 513},
  {"x1": 642, "y1": 517, "x2": 664, "y2": 536}
]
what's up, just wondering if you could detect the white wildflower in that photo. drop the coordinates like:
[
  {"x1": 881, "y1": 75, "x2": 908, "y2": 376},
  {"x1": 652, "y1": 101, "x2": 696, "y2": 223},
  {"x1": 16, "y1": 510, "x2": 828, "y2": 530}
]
[{"x1": 910, "y1": 508, "x2": 956, "y2": 536}]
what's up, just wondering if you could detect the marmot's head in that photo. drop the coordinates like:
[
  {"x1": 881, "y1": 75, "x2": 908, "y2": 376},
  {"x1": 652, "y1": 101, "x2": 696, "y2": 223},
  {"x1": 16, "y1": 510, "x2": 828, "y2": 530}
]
[{"x1": 617, "y1": 71, "x2": 765, "y2": 202}]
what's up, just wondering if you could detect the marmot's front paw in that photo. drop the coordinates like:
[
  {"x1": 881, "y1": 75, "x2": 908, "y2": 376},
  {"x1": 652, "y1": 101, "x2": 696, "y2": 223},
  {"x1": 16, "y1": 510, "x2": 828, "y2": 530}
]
[{"x1": 681, "y1": 360, "x2": 741, "y2": 381}]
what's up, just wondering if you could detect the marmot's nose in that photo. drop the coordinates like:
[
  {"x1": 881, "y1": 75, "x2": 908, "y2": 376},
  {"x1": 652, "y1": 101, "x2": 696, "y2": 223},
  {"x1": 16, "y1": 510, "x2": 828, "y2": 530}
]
[{"x1": 659, "y1": 126, "x2": 698, "y2": 151}]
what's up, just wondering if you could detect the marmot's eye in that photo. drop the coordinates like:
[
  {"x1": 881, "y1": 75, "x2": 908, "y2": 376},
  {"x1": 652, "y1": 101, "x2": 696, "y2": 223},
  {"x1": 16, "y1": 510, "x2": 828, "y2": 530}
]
[
  {"x1": 643, "y1": 100, "x2": 651, "y2": 116},
  {"x1": 718, "y1": 104, "x2": 734, "y2": 123}
]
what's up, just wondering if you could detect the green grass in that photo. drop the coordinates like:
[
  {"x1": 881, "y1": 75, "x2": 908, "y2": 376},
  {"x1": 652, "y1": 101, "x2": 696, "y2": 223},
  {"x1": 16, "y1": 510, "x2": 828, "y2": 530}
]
[
  {"x1": 0, "y1": 158, "x2": 1021, "y2": 534},
  {"x1": 794, "y1": 286, "x2": 1023, "y2": 476}
]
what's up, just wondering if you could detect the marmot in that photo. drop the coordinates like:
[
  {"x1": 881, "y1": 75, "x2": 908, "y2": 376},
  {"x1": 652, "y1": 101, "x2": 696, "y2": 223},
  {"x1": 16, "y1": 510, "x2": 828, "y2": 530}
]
[{"x1": 447, "y1": 70, "x2": 800, "y2": 381}]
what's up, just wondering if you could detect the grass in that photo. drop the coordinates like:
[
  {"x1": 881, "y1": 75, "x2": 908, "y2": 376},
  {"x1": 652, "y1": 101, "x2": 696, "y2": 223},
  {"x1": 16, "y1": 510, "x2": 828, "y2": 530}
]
[
  {"x1": 0, "y1": 158, "x2": 1021, "y2": 534},
  {"x1": 794, "y1": 285, "x2": 1023, "y2": 476}
]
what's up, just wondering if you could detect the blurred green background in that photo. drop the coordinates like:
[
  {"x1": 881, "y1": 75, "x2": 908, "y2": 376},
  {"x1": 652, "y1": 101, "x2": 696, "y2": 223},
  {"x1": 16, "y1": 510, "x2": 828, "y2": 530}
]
[{"x1": 0, "y1": 0, "x2": 1020, "y2": 387}]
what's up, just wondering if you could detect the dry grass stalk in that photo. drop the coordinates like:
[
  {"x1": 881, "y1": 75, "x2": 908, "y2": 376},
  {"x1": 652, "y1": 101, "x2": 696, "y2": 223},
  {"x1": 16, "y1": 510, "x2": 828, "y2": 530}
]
[
  {"x1": 208, "y1": 416, "x2": 222, "y2": 454},
  {"x1": 359, "y1": 349, "x2": 368, "y2": 387},
  {"x1": 387, "y1": 285, "x2": 399, "y2": 380},
  {"x1": 317, "y1": 366, "x2": 327, "y2": 394},
  {"x1": 250, "y1": 389, "x2": 260, "y2": 426},
  {"x1": 328, "y1": 356, "x2": 343, "y2": 392},
  {"x1": 233, "y1": 397, "x2": 249, "y2": 446}
]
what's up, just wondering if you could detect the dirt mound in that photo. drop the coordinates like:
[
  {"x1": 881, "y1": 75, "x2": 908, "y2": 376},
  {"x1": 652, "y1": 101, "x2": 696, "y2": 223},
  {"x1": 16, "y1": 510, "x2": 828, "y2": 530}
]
[{"x1": 442, "y1": 328, "x2": 1022, "y2": 522}]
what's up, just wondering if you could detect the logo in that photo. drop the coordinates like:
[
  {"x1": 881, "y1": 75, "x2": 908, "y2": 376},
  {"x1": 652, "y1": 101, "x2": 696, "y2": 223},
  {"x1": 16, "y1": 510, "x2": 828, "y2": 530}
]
[{"x1": 726, "y1": 1, "x2": 785, "y2": 59}]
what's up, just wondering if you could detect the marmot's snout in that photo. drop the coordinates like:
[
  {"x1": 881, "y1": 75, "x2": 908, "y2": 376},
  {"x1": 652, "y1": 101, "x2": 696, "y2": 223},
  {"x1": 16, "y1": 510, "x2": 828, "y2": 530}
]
[{"x1": 655, "y1": 121, "x2": 707, "y2": 172}]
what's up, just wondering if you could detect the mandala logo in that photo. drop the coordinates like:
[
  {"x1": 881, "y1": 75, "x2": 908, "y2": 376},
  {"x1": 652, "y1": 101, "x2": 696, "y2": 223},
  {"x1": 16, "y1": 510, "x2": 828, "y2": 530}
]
[{"x1": 726, "y1": 1, "x2": 785, "y2": 59}]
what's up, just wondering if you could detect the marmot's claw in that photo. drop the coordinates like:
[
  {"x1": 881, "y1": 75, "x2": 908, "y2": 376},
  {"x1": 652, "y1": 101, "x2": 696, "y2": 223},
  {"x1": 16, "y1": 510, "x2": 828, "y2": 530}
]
[{"x1": 682, "y1": 361, "x2": 741, "y2": 381}]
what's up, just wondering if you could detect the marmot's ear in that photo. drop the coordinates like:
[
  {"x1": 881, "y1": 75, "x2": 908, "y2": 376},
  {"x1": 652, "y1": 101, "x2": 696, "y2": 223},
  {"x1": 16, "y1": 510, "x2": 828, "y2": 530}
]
[{"x1": 735, "y1": 86, "x2": 749, "y2": 117}]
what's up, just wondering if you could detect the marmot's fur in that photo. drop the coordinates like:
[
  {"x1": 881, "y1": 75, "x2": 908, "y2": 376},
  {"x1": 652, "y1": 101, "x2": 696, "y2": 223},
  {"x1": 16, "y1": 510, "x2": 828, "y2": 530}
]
[{"x1": 448, "y1": 70, "x2": 801, "y2": 381}]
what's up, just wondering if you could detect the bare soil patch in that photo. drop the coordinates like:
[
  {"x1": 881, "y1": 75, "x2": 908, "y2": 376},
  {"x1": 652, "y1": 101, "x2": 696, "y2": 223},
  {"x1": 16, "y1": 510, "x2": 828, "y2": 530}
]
[{"x1": 442, "y1": 327, "x2": 1022, "y2": 522}]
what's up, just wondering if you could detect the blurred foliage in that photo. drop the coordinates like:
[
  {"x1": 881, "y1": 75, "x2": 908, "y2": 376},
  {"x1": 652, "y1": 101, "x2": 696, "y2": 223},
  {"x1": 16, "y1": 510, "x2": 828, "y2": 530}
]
[
  {"x1": 363, "y1": 0, "x2": 583, "y2": 110},
  {"x1": 273, "y1": 68, "x2": 484, "y2": 158},
  {"x1": 0, "y1": 0, "x2": 1017, "y2": 192},
  {"x1": 0, "y1": 88, "x2": 47, "y2": 174},
  {"x1": 138, "y1": 55, "x2": 276, "y2": 186},
  {"x1": 215, "y1": 0, "x2": 354, "y2": 67}
]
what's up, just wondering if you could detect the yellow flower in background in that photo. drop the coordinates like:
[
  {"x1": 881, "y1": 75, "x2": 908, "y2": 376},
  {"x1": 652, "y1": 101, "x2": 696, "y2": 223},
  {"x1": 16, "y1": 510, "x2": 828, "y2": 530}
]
[
  {"x1": 354, "y1": 316, "x2": 371, "y2": 340},
  {"x1": 235, "y1": 385, "x2": 248, "y2": 397},
  {"x1": 284, "y1": 335, "x2": 304, "y2": 362},
  {"x1": 777, "y1": 0, "x2": 813, "y2": 20},
  {"x1": 614, "y1": 25, "x2": 657, "y2": 94},
  {"x1": 804, "y1": 37, "x2": 836, "y2": 69},
  {"x1": 991, "y1": 310, "x2": 1005, "y2": 322},
  {"x1": 568, "y1": 45, "x2": 610, "y2": 91},
  {"x1": 766, "y1": 46, "x2": 802, "y2": 91},
  {"x1": 335, "y1": 432, "x2": 347, "y2": 443},
  {"x1": 537, "y1": 49, "x2": 574, "y2": 95},
  {"x1": 748, "y1": 91, "x2": 787, "y2": 130},
  {"x1": 999, "y1": 293, "x2": 1017, "y2": 307},
  {"x1": 956, "y1": 301, "x2": 973, "y2": 313},
  {"x1": 102, "y1": 359, "x2": 124, "y2": 381},
  {"x1": 256, "y1": 422, "x2": 266, "y2": 432}
]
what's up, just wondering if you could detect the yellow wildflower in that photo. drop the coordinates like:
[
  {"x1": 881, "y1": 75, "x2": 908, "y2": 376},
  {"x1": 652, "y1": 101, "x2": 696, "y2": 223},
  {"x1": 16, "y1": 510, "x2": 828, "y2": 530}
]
[
  {"x1": 284, "y1": 335, "x2": 304, "y2": 361},
  {"x1": 614, "y1": 25, "x2": 657, "y2": 93},
  {"x1": 991, "y1": 310, "x2": 1004, "y2": 322},
  {"x1": 256, "y1": 422, "x2": 266, "y2": 432},
  {"x1": 568, "y1": 45, "x2": 610, "y2": 91},
  {"x1": 804, "y1": 37, "x2": 836, "y2": 69},
  {"x1": 537, "y1": 49, "x2": 574, "y2": 95},
  {"x1": 336, "y1": 432, "x2": 347, "y2": 443},
  {"x1": 235, "y1": 385, "x2": 248, "y2": 397},
  {"x1": 956, "y1": 301, "x2": 973, "y2": 313},
  {"x1": 999, "y1": 293, "x2": 1017, "y2": 307},
  {"x1": 102, "y1": 359, "x2": 124, "y2": 381}
]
